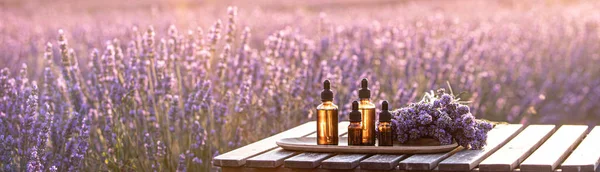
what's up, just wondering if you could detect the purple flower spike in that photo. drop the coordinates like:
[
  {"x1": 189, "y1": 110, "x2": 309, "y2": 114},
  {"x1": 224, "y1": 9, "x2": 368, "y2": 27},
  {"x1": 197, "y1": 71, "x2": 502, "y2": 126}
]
[{"x1": 392, "y1": 91, "x2": 492, "y2": 149}]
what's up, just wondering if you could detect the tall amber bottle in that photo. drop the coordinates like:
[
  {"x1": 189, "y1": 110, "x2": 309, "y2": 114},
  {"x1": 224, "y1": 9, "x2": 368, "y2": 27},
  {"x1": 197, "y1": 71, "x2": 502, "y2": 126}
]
[
  {"x1": 358, "y1": 78, "x2": 376, "y2": 146},
  {"x1": 348, "y1": 101, "x2": 362, "y2": 146},
  {"x1": 317, "y1": 80, "x2": 339, "y2": 145},
  {"x1": 378, "y1": 101, "x2": 393, "y2": 146}
]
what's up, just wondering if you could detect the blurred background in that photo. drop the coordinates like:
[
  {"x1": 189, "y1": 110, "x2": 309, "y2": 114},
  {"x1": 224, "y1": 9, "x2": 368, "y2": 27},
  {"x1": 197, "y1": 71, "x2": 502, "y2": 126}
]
[
  {"x1": 1, "y1": 0, "x2": 600, "y2": 171},
  {"x1": 2, "y1": 0, "x2": 594, "y2": 74}
]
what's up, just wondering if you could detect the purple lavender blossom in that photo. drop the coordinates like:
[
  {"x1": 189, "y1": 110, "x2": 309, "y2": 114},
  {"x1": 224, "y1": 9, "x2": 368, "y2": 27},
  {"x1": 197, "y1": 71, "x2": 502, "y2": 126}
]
[
  {"x1": 191, "y1": 121, "x2": 207, "y2": 150},
  {"x1": 176, "y1": 153, "x2": 187, "y2": 172},
  {"x1": 2, "y1": 3, "x2": 598, "y2": 171},
  {"x1": 417, "y1": 111, "x2": 433, "y2": 125},
  {"x1": 27, "y1": 146, "x2": 43, "y2": 172},
  {"x1": 392, "y1": 91, "x2": 493, "y2": 149}
]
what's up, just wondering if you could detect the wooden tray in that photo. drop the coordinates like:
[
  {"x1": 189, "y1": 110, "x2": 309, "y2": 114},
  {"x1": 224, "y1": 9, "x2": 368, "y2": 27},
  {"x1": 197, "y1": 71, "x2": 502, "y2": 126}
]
[{"x1": 276, "y1": 137, "x2": 458, "y2": 154}]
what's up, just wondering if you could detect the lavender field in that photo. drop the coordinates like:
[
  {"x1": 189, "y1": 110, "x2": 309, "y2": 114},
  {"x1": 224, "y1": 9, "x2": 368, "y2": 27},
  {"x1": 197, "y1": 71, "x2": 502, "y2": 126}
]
[{"x1": 1, "y1": 0, "x2": 600, "y2": 171}]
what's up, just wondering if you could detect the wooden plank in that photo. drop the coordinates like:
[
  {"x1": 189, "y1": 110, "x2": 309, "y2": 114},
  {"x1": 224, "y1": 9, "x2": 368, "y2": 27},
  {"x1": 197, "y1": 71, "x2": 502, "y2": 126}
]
[
  {"x1": 284, "y1": 152, "x2": 335, "y2": 169},
  {"x1": 359, "y1": 154, "x2": 410, "y2": 170},
  {"x1": 471, "y1": 167, "x2": 566, "y2": 172},
  {"x1": 244, "y1": 148, "x2": 298, "y2": 168},
  {"x1": 213, "y1": 121, "x2": 317, "y2": 167},
  {"x1": 282, "y1": 122, "x2": 350, "y2": 169},
  {"x1": 478, "y1": 125, "x2": 556, "y2": 172},
  {"x1": 321, "y1": 154, "x2": 371, "y2": 170},
  {"x1": 277, "y1": 137, "x2": 458, "y2": 154},
  {"x1": 561, "y1": 126, "x2": 600, "y2": 172},
  {"x1": 223, "y1": 167, "x2": 363, "y2": 172},
  {"x1": 520, "y1": 125, "x2": 588, "y2": 172},
  {"x1": 319, "y1": 132, "x2": 364, "y2": 170},
  {"x1": 438, "y1": 124, "x2": 524, "y2": 171},
  {"x1": 222, "y1": 167, "x2": 282, "y2": 172},
  {"x1": 398, "y1": 147, "x2": 463, "y2": 170},
  {"x1": 245, "y1": 121, "x2": 350, "y2": 168}
]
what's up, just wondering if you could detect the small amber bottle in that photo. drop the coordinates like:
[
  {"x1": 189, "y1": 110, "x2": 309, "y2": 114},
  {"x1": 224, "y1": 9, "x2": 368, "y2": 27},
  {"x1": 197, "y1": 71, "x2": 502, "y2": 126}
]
[
  {"x1": 358, "y1": 79, "x2": 376, "y2": 146},
  {"x1": 378, "y1": 101, "x2": 393, "y2": 146},
  {"x1": 348, "y1": 101, "x2": 362, "y2": 146},
  {"x1": 317, "y1": 80, "x2": 339, "y2": 145}
]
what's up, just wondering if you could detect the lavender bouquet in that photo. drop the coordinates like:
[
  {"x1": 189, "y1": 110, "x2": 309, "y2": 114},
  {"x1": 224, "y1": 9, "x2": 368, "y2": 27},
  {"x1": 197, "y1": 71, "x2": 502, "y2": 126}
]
[{"x1": 392, "y1": 89, "x2": 493, "y2": 149}]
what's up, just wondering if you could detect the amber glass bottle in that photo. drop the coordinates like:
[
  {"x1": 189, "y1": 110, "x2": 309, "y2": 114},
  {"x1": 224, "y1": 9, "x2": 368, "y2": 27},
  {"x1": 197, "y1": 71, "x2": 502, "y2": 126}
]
[
  {"x1": 317, "y1": 80, "x2": 339, "y2": 145},
  {"x1": 348, "y1": 101, "x2": 362, "y2": 146},
  {"x1": 378, "y1": 101, "x2": 393, "y2": 146},
  {"x1": 358, "y1": 78, "x2": 376, "y2": 146}
]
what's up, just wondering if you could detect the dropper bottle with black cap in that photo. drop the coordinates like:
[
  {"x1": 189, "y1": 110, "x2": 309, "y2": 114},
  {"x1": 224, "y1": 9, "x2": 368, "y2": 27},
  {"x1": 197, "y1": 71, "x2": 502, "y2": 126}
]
[
  {"x1": 358, "y1": 78, "x2": 376, "y2": 146},
  {"x1": 378, "y1": 101, "x2": 393, "y2": 146},
  {"x1": 348, "y1": 101, "x2": 362, "y2": 146},
  {"x1": 317, "y1": 80, "x2": 339, "y2": 145}
]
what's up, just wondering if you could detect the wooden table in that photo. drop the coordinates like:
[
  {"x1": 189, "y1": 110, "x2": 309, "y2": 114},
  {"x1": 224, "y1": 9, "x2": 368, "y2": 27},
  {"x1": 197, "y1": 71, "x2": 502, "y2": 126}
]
[{"x1": 213, "y1": 121, "x2": 600, "y2": 172}]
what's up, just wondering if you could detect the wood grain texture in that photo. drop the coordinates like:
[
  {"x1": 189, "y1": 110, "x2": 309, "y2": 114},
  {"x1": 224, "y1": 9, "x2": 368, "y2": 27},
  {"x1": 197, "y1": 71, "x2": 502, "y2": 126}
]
[
  {"x1": 245, "y1": 121, "x2": 350, "y2": 168},
  {"x1": 222, "y1": 167, "x2": 282, "y2": 172},
  {"x1": 277, "y1": 137, "x2": 458, "y2": 154},
  {"x1": 398, "y1": 147, "x2": 463, "y2": 170},
  {"x1": 320, "y1": 154, "x2": 370, "y2": 169},
  {"x1": 283, "y1": 152, "x2": 334, "y2": 169},
  {"x1": 244, "y1": 148, "x2": 298, "y2": 168},
  {"x1": 478, "y1": 125, "x2": 556, "y2": 172},
  {"x1": 359, "y1": 154, "x2": 410, "y2": 170},
  {"x1": 280, "y1": 122, "x2": 349, "y2": 169},
  {"x1": 520, "y1": 125, "x2": 588, "y2": 172},
  {"x1": 222, "y1": 167, "x2": 361, "y2": 172},
  {"x1": 437, "y1": 124, "x2": 525, "y2": 171},
  {"x1": 320, "y1": 131, "x2": 365, "y2": 170},
  {"x1": 213, "y1": 121, "x2": 317, "y2": 167},
  {"x1": 561, "y1": 126, "x2": 600, "y2": 172}
]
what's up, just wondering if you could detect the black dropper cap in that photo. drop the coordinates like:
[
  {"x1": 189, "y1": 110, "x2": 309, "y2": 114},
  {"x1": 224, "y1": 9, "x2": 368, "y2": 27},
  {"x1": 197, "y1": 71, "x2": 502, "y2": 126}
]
[
  {"x1": 358, "y1": 78, "x2": 371, "y2": 99},
  {"x1": 379, "y1": 101, "x2": 392, "y2": 122},
  {"x1": 349, "y1": 101, "x2": 362, "y2": 122},
  {"x1": 321, "y1": 80, "x2": 334, "y2": 101}
]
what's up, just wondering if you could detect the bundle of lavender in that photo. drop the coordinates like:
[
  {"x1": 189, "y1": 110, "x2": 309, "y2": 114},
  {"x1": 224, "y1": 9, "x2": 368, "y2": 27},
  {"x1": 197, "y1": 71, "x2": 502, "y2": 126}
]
[{"x1": 391, "y1": 89, "x2": 494, "y2": 149}]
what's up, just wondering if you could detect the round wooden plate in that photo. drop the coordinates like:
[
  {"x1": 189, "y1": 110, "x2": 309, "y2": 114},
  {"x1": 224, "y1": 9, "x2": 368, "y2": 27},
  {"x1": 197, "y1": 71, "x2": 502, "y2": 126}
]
[{"x1": 276, "y1": 137, "x2": 458, "y2": 154}]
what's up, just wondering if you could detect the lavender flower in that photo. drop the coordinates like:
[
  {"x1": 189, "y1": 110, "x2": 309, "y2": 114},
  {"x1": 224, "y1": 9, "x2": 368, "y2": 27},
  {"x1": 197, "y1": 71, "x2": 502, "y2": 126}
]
[
  {"x1": 0, "y1": 135, "x2": 15, "y2": 168},
  {"x1": 417, "y1": 111, "x2": 433, "y2": 125},
  {"x1": 1, "y1": 4, "x2": 599, "y2": 171},
  {"x1": 26, "y1": 146, "x2": 43, "y2": 172},
  {"x1": 192, "y1": 157, "x2": 203, "y2": 165},
  {"x1": 393, "y1": 91, "x2": 493, "y2": 149},
  {"x1": 225, "y1": 6, "x2": 238, "y2": 44},
  {"x1": 176, "y1": 153, "x2": 187, "y2": 172},
  {"x1": 191, "y1": 121, "x2": 207, "y2": 149}
]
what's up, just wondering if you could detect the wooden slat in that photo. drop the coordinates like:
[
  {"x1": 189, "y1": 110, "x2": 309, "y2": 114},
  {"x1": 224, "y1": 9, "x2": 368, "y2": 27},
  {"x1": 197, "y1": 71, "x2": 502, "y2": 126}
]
[
  {"x1": 359, "y1": 154, "x2": 410, "y2": 170},
  {"x1": 244, "y1": 148, "x2": 297, "y2": 168},
  {"x1": 213, "y1": 121, "x2": 317, "y2": 167},
  {"x1": 467, "y1": 168, "x2": 565, "y2": 172},
  {"x1": 318, "y1": 133, "x2": 369, "y2": 170},
  {"x1": 561, "y1": 126, "x2": 600, "y2": 172},
  {"x1": 284, "y1": 152, "x2": 334, "y2": 169},
  {"x1": 282, "y1": 122, "x2": 350, "y2": 169},
  {"x1": 321, "y1": 154, "x2": 370, "y2": 169},
  {"x1": 520, "y1": 125, "x2": 588, "y2": 172},
  {"x1": 398, "y1": 147, "x2": 463, "y2": 170},
  {"x1": 438, "y1": 124, "x2": 524, "y2": 171},
  {"x1": 277, "y1": 137, "x2": 457, "y2": 154},
  {"x1": 222, "y1": 167, "x2": 281, "y2": 172},
  {"x1": 478, "y1": 125, "x2": 556, "y2": 172},
  {"x1": 245, "y1": 121, "x2": 350, "y2": 168}
]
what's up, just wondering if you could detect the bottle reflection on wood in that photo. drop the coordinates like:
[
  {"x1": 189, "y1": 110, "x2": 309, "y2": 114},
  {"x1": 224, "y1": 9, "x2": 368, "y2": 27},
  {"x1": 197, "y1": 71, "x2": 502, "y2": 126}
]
[
  {"x1": 378, "y1": 101, "x2": 393, "y2": 146},
  {"x1": 348, "y1": 101, "x2": 362, "y2": 146},
  {"x1": 317, "y1": 80, "x2": 339, "y2": 145}
]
